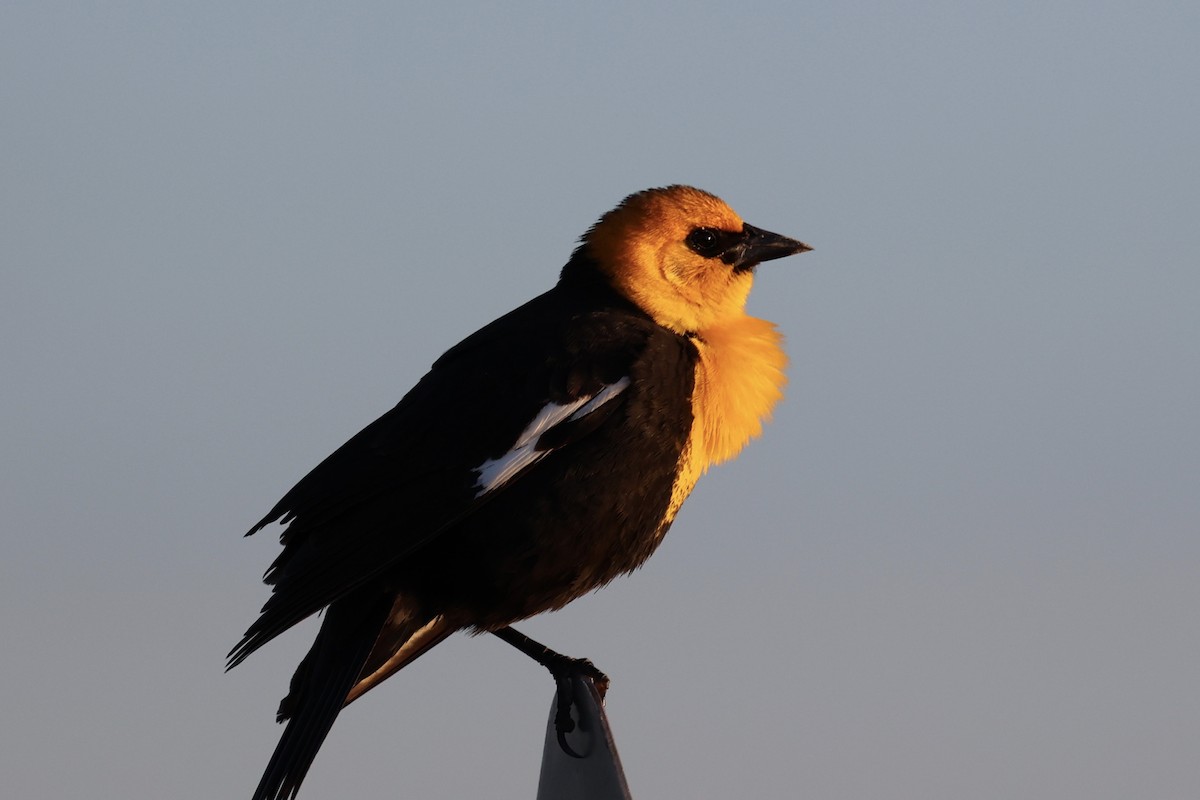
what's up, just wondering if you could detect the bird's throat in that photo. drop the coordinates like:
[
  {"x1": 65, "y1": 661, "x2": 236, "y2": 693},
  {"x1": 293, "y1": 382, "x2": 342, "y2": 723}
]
[{"x1": 661, "y1": 315, "x2": 787, "y2": 526}]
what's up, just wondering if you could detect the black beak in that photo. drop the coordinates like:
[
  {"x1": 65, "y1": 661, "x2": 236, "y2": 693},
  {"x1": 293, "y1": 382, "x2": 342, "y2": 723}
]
[{"x1": 725, "y1": 223, "x2": 813, "y2": 272}]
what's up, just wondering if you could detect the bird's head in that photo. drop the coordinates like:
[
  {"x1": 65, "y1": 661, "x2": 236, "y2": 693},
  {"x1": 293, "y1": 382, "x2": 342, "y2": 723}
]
[{"x1": 581, "y1": 185, "x2": 811, "y2": 334}]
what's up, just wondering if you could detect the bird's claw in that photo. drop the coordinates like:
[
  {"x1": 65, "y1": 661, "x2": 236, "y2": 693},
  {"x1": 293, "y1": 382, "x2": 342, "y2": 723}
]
[
  {"x1": 549, "y1": 658, "x2": 610, "y2": 758},
  {"x1": 554, "y1": 674, "x2": 583, "y2": 757}
]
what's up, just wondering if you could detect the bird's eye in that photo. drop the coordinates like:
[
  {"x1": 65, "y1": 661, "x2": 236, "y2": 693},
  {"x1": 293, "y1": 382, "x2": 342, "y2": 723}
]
[{"x1": 686, "y1": 227, "x2": 722, "y2": 258}]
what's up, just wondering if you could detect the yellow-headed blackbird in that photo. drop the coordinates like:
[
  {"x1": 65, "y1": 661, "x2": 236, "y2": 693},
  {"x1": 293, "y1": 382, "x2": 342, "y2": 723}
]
[{"x1": 232, "y1": 185, "x2": 810, "y2": 799}]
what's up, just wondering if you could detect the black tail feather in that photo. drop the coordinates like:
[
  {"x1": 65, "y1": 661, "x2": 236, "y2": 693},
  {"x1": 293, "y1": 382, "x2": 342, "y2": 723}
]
[{"x1": 251, "y1": 591, "x2": 392, "y2": 800}]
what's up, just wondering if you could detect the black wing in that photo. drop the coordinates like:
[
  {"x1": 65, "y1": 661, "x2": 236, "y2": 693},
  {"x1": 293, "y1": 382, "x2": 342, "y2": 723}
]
[{"x1": 229, "y1": 283, "x2": 651, "y2": 668}]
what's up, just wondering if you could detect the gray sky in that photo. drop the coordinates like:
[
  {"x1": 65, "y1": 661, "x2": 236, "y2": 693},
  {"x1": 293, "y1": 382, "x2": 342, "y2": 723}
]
[{"x1": 3, "y1": 2, "x2": 1197, "y2": 798}]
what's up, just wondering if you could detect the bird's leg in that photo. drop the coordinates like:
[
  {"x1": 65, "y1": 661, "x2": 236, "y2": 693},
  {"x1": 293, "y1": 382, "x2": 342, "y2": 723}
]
[
  {"x1": 492, "y1": 626, "x2": 610, "y2": 697},
  {"x1": 492, "y1": 625, "x2": 609, "y2": 757}
]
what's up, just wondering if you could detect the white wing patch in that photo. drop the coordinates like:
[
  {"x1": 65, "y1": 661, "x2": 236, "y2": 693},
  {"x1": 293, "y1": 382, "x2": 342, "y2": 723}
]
[{"x1": 474, "y1": 376, "x2": 631, "y2": 497}]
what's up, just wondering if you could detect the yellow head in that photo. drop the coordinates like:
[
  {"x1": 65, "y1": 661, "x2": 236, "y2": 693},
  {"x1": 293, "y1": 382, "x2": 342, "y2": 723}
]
[{"x1": 582, "y1": 185, "x2": 810, "y2": 334}]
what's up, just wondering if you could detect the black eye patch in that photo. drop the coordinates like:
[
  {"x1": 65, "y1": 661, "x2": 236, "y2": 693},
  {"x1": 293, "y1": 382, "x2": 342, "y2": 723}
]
[{"x1": 685, "y1": 227, "x2": 742, "y2": 259}]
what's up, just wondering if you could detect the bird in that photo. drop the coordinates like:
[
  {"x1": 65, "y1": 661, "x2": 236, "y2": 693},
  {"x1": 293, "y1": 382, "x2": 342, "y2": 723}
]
[{"x1": 230, "y1": 185, "x2": 811, "y2": 799}]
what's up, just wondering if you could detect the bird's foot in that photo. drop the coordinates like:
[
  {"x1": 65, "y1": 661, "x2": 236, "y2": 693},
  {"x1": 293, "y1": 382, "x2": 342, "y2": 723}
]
[
  {"x1": 547, "y1": 657, "x2": 608, "y2": 758},
  {"x1": 491, "y1": 626, "x2": 610, "y2": 757},
  {"x1": 546, "y1": 654, "x2": 608, "y2": 729}
]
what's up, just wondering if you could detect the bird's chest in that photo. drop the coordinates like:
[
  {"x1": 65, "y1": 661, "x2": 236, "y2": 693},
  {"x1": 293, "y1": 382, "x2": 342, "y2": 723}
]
[{"x1": 663, "y1": 316, "x2": 788, "y2": 525}]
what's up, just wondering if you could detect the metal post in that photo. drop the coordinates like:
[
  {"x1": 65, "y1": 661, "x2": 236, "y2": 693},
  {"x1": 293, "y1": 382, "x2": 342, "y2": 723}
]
[{"x1": 536, "y1": 676, "x2": 633, "y2": 800}]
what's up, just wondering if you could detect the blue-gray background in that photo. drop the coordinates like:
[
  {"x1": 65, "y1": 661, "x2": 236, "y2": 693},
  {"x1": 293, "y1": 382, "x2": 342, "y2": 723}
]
[{"x1": 3, "y1": 3, "x2": 1197, "y2": 798}]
